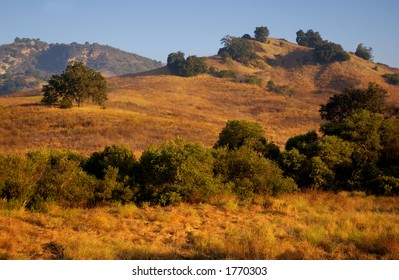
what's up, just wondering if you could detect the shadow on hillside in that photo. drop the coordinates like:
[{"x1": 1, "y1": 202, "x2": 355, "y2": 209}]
[{"x1": 266, "y1": 49, "x2": 315, "y2": 69}]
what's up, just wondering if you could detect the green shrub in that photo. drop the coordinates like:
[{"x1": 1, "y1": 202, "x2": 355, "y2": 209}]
[
  {"x1": 0, "y1": 153, "x2": 38, "y2": 209},
  {"x1": 382, "y1": 73, "x2": 399, "y2": 85},
  {"x1": 243, "y1": 75, "x2": 262, "y2": 86},
  {"x1": 214, "y1": 146, "x2": 298, "y2": 199},
  {"x1": 27, "y1": 149, "x2": 95, "y2": 209},
  {"x1": 267, "y1": 80, "x2": 297, "y2": 97},
  {"x1": 214, "y1": 120, "x2": 266, "y2": 150},
  {"x1": 93, "y1": 166, "x2": 134, "y2": 205},
  {"x1": 83, "y1": 145, "x2": 137, "y2": 181},
  {"x1": 0, "y1": 149, "x2": 96, "y2": 210},
  {"x1": 139, "y1": 138, "x2": 219, "y2": 205},
  {"x1": 213, "y1": 70, "x2": 236, "y2": 79},
  {"x1": 285, "y1": 131, "x2": 319, "y2": 157}
]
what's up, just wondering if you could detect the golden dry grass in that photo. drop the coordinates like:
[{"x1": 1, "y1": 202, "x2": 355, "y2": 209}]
[
  {"x1": 1, "y1": 38, "x2": 398, "y2": 155},
  {"x1": 1, "y1": 191, "x2": 398, "y2": 260},
  {"x1": 1, "y1": 38, "x2": 398, "y2": 154},
  {"x1": 0, "y1": 74, "x2": 322, "y2": 154}
]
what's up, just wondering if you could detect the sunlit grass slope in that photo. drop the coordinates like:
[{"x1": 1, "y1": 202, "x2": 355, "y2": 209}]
[
  {"x1": 1, "y1": 191, "x2": 398, "y2": 260},
  {"x1": 1, "y1": 37, "x2": 398, "y2": 154}
]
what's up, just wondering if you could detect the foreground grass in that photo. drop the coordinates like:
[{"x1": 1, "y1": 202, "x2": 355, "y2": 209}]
[{"x1": 1, "y1": 191, "x2": 398, "y2": 260}]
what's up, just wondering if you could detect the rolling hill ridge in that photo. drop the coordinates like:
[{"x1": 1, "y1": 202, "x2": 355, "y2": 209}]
[
  {"x1": 0, "y1": 38, "x2": 163, "y2": 94},
  {"x1": 1, "y1": 36, "x2": 399, "y2": 153}
]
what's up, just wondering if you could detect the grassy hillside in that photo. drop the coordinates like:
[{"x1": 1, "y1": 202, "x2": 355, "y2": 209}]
[
  {"x1": 0, "y1": 73, "x2": 322, "y2": 153},
  {"x1": 1, "y1": 37, "x2": 399, "y2": 261},
  {"x1": 1, "y1": 191, "x2": 398, "y2": 260},
  {"x1": 2, "y1": 37, "x2": 397, "y2": 153}
]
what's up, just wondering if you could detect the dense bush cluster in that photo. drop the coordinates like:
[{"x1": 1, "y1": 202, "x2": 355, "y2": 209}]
[
  {"x1": 218, "y1": 36, "x2": 258, "y2": 65},
  {"x1": 281, "y1": 83, "x2": 399, "y2": 195},
  {"x1": 167, "y1": 52, "x2": 208, "y2": 77},
  {"x1": 296, "y1": 29, "x2": 350, "y2": 63},
  {"x1": 2, "y1": 83, "x2": 399, "y2": 211},
  {"x1": 0, "y1": 122, "x2": 295, "y2": 210}
]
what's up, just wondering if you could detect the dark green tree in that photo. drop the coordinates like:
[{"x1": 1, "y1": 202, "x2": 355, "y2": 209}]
[
  {"x1": 213, "y1": 146, "x2": 297, "y2": 199},
  {"x1": 296, "y1": 29, "x2": 323, "y2": 48},
  {"x1": 180, "y1": 55, "x2": 208, "y2": 77},
  {"x1": 214, "y1": 120, "x2": 266, "y2": 150},
  {"x1": 254, "y1": 26, "x2": 269, "y2": 43},
  {"x1": 218, "y1": 36, "x2": 258, "y2": 64},
  {"x1": 83, "y1": 145, "x2": 137, "y2": 181},
  {"x1": 285, "y1": 131, "x2": 319, "y2": 157},
  {"x1": 41, "y1": 61, "x2": 107, "y2": 108},
  {"x1": 355, "y1": 43, "x2": 373, "y2": 61},
  {"x1": 314, "y1": 41, "x2": 350, "y2": 63},
  {"x1": 167, "y1": 52, "x2": 208, "y2": 77},
  {"x1": 319, "y1": 83, "x2": 389, "y2": 122},
  {"x1": 167, "y1": 51, "x2": 185, "y2": 75}
]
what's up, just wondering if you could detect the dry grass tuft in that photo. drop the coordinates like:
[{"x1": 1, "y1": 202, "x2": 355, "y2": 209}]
[{"x1": 1, "y1": 191, "x2": 398, "y2": 260}]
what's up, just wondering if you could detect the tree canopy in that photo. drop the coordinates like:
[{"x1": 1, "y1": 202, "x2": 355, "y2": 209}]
[
  {"x1": 314, "y1": 41, "x2": 350, "y2": 63},
  {"x1": 41, "y1": 61, "x2": 107, "y2": 108},
  {"x1": 296, "y1": 29, "x2": 323, "y2": 48},
  {"x1": 167, "y1": 52, "x2": 208, "y2": 77},
  {"x1": 218, "y1": 36, "x2": 258, "y2": 64},
  {"x1": 355, "y1": 43, "x2": 373, "y2": 61},
  {"x1": 319, "y1": 83, "x2": 390, "y2": 122},
  {"x1": 214, "y1": 119, "x2": 266, "y2": 150},
  {"x1": 296, "y1": 29, "x2": 350, "y2": 63},
  {"x1": 254, "y1": 26, "x2": 269, "y2": 43}
]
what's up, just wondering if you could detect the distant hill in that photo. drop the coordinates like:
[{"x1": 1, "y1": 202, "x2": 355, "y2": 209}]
[
  {"x1": 0, "y1": 38, "x2": 163, "y2": 94},
  {"x1": 206, "y1": 37, "x2": 399, "y2": 97}
]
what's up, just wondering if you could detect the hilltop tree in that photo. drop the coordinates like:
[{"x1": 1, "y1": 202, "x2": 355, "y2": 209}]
[
  {"x1": 296, "y1": 29, "x2": 323, "y2": 48},
  {"x1": 167, "y1": 51, "x2": 185, "y2": 75},
  {"x1": 41, "y1": 61, "x2": 107, "y2": 108},
  {"x1": 254, "y1": 26, "x2": 269, "y2": 43},
  {"x1": 218, "y1": 36, "x2": 258, "y2": 64},
  {"x1": 167, "y1": 52, "x2": 208, "y2": 77},
  {"x1": 355, "y1": 43, "x2": 373, "y2": 61},
  {"x1": 296, "y1": 29, "x2": 349, "y2": 63}
]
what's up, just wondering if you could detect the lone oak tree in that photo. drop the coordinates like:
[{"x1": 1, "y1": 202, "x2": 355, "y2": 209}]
[{"x1": 41, "y1": 61, "x2": 107, "y2": 108}]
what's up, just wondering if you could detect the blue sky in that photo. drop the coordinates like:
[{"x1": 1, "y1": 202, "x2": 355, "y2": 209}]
[{"x1": 1, "y1": 0, "x2": 398, "y2": 67}]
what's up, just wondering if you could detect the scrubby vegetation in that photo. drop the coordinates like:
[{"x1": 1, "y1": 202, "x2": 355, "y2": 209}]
[
  {"x1": 296, "y1": 29, "x2": 350, "y2": 63},
  {"x1": 0, "y1": 135, "x2": 295, "y2": 210},
  {"x1": 382, "y1": 73, "x2": 399, "y2": 86},
  {"x1": 2, "y1": 82, "x2": 398, "y2": 212},
  {"x1": 281, "y1": 83, "x2": 399, "y2": 195}
]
